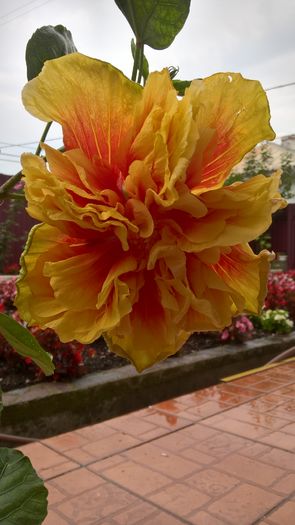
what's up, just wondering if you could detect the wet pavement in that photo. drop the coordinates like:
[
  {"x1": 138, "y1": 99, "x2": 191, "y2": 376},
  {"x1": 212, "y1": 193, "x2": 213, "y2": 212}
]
[{"x1": 19, "y1": 360, "x2": 295, "y2": 525}]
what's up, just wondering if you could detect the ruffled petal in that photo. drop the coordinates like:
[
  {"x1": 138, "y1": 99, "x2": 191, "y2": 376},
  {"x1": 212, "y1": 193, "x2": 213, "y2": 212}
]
[
  {"x1": 21, "y1": 149, "x2": 137, "y2": 248},
  {"x1": 184, "y1": 73, "x2": 275, "y2": 192},
  {"x1": 22, "y1": 53, "x2": 142, "y2": 167},
  {"x1": 164, "y1": 173, "x2": 286, "y2": 252},
  {"x1": 184, "y1": 244, "x2": 271, "y2": 332},
  {"x1": 105, "y1": 270, "x2": 189, "y2": 372},
  {"x1": 15, "y1": 224, "x2": 137, "y2": 343}
]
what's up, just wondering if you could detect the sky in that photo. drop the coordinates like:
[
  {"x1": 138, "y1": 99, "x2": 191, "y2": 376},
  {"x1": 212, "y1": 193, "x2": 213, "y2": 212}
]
[{"x1": 0, "y1": 0, "x2": 295, "y2": 175}]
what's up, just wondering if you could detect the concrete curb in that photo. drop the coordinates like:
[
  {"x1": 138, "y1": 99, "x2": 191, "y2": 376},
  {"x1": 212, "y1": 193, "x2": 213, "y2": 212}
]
[{"x1": 2, "y1": 332, "x2": 295, "y2": 438}]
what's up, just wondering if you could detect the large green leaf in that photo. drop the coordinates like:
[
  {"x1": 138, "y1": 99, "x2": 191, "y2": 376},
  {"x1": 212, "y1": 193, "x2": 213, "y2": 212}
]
[
  {"x1": 0, "y1": 448, "x2": 48, "y2": 525},
  {"x1": 0, "y1": 314, "x2": 54, "y2": 376},
  {"x1": 115, "y1": 0, "x2": 191, "y2": 49},
  {"x1": 26, "y1": 24, "x2": 77, "y2": 80}
]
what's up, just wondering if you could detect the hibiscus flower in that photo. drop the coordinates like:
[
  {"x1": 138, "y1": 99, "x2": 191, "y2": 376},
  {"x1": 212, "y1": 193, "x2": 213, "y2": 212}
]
[{"x1": 15, "y1": 53, "x2": 285, "y2": 370}]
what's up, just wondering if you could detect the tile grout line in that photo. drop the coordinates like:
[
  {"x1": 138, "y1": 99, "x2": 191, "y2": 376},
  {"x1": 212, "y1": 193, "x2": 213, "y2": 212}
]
[
  {"x1": 83, "y1": 468, "x2": 202, "y2": 525},
  {"x1": 252, "y1": 490, "x2": 295, "y2": 524}
]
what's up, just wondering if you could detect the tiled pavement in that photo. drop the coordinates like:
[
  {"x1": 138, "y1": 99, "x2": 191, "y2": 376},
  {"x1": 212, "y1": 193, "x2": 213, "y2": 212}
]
[{"x1": 19, "y1": 361, "x2": 295, "y2": 525}]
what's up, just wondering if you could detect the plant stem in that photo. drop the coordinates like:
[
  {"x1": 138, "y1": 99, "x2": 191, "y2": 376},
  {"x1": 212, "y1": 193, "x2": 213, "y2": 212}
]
[
  {"x1": 35, "y1": 121, "x2": 52, "y2": 156},
  {"x1": 131, "y1": 40, "x2": 141, "y2": 82},
  {"x1": 0, "y1": 192, "x2": 25, "y2": 200},
  {"x1": 0, "y1": 121, "x2": 52, "y2": 200},
  {"x1": 137, "y1": 43, "x2": 144, "y2": 84}
]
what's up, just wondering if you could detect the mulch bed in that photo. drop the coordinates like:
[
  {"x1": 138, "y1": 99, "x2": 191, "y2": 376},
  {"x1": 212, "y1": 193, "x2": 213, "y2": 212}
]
[{"x1": 0, "y1": 331, "x2": 264, "y2": 393}]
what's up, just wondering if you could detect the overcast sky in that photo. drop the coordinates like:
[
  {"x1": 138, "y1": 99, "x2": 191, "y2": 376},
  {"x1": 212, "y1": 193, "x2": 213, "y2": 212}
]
[{"x1": 0, "y1": 0, "x2": 295, "y2": 175}]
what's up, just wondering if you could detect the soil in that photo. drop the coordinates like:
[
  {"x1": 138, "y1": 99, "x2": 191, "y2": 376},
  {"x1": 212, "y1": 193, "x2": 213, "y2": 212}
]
[{"x1": 0, "y1": 331, "x2": 263, "y2": 393}]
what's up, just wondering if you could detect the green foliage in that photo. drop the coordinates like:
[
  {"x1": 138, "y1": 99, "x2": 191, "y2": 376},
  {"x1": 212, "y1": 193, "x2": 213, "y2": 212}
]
[
  {"x1": 0, "y1": 194, "x2": 25, "y2": 273},
  {"x1": 280, "y1": 152, "x2": 295, "y2": 199},
  {"x1": 254, "y1": 309, "x2": 294, "y2": 334},
  {"x1": 0, "y1": 448, "x2": 48, "y2": 525},
  {"x1": 26, "y1": 25, "x2": 77, "y2": 80},
  {"x1": 115, "y1": 0, "x2": 190, "y2": 49},
  {"x1": 172, "y1": 79, "x2": 192, "y2": 95},
  {"x1": 0, "y1": 314, "x2": 54, "y2": 376},
  {"x1": 226, "y1": 142, "x2": 294, "y2": 200}
]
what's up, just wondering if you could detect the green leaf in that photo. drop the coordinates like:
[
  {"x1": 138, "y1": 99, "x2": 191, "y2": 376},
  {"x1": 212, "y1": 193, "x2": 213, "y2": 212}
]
[
  {"x1": 115, "y1": 0, "x2": 191, "y2": 49},
  {"x1": 172, "y1": 79, "x2": 192, "y2": 95},
  {"x1": 0, "y1": 314, "x2": 54, "y2": 376},
  {"x1": 0, "y1": 448, "x2": 48, "y2": 525},
  {"x1": 131, "y1": 38, "x2": 149, "y2": 80},
  {"x1": 26, "y1": 24, "x2": 77, "y2": 80}
]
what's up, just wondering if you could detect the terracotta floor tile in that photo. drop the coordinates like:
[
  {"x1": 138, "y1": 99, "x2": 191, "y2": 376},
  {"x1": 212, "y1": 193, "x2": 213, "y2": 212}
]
[
  {"x1": 111, "y1": 500, "x2": 157, "y2": 525},
  {"x1": 154, "y1": 399, "x2": 189, "y2": 413},
  {"x1": 82, "y1": 432, "x2": 140, "y2": 460},
  {"x1": 239, "y1": 442, "x2": 272, "y2": 459},
  {"x1": 57, "y1": 482, "x2": 138, "y2": 524},
  {"x1": 217, "y1": 383, "x2": 260, "y2": 399},
  {"x1": 106, "y1": 414, "x2": 157, "y2": 437},
  {"x1": 207, "y1": 483, "x2": 282, "y2": 525},
  {"x1": 182, "y1": 423, "x2": 219, "y2": 441},
  {"x1": 216, "y1": 453, "x2": 284, "y2": 486},
  {"x1": 266, "y1": 501, "x2": 295, "y2": 524},
  {"x1": 242, "y1": 380, "x2": 284, "y2": 393},
  {"x1": 63, "y1": 447, "x2": 97, "y2": 465},
  {"x1": 271, "y1": 473, "x2": 295, "y2": 495},
  {"x1": 141, "y1": 410, "x2": 192, "y2": 430},
  {"x1": 140, "y1": 511, "x2": 186, "y2": 525},
  {"x1": 203, "y1": 415, "x2": 270, "y2": 439},
  {"x1": 178, "y1": 387, "x2": 222, "y2": 406},
  {"x1": 186, "y1": 468, "x2": 240, "y2": 497},
  {"x1": 180, "y1": 447, "x2": 216, "y2": 466},
  {"x1": 17, "y1": 443, "x2": 79, "y2": 480},
  {"x1": 88, "y1": 455, "x2": 126, "y2": 473},
  {"x1": 260, "y1": 448, "x2": 295, "y2": 471},
  {"x1": 222, "y1": 405, "x2": 288, "y2": 430},
  {"x1": 43, "y1": 510, "x2": 70, "y2": 525},
  {"x1": 45, "y1": 482, "x2": 66, "y2": 506},
  {"x1": 189, "y1": 510, "x2": 228, "y2": 525},
  {"x1": 280, "y1": 421, "x2": 295, "y2": 435},
  {"x1": 136, "y1": 426, "x2": 169, "y2": 441},
  {"x1": 152, "y1": 429, "x2": 195, "y2": 452},
  {"x1": 259, "y1": 430, "x2": 295, "y2": 451},
  {"x1": 51, "y1": 467, "x2": 104, "y2": 496},
  {"x1": 40, "y1": 461, "x2": 79, "y2": 481},
  {"x1": 76, "y1": 422, "x2": 116, "y2": 442},
  {"x1": 148, "y1": 482, "x2": 210, "y2": 517},
  {"x1": 43, "y1": 431, "x2": 89, "y2": 452},
  {"x1": 125, "y1": 442, "x2": 199, "y2": 479},
  {"x1": 17, "y1": 443, "x2": 67, "y2": 471},
  {"x1": 246, "y1": 396, "x2": 287, "y2": 412},
  {"x1": 231, "y1": 375, "x2": 268, "y2": 387},
  {"x1": 268, "y1": 399, "x2": 295, "y2": 421},
  {"x1": 196, "y1": 430, "x2": 249, "y2": 458},
  {"x1": 186, "y1": 400, "x2": 232, "y2": 418},
  {"x1": 103, "y1": 459, "x2": 171, "y2": 495}
]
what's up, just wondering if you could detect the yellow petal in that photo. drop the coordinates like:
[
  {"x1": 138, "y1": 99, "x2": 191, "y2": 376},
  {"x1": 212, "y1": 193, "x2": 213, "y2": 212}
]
[
  {"x1": 22, "y1": 53, "x2": 142, "y2": 167},
  {"x1": 184, "y1": 73, "x2": 275, "y2": 192},
  {"x1": 169, "y1": 173, "x2": 286, "y2": 252},
  {"x1": 105, "y1": 271, "x2": 189, "y2": 372},
  {"x1": 184, "y1": 244, "x2": 271, "y2": 332},
  {"x1": 21, "y1": 150, "x2": 137, "y2": 246},
  {"x1": 15, "y1": 223, "x2": 137, "y2": 343}
]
